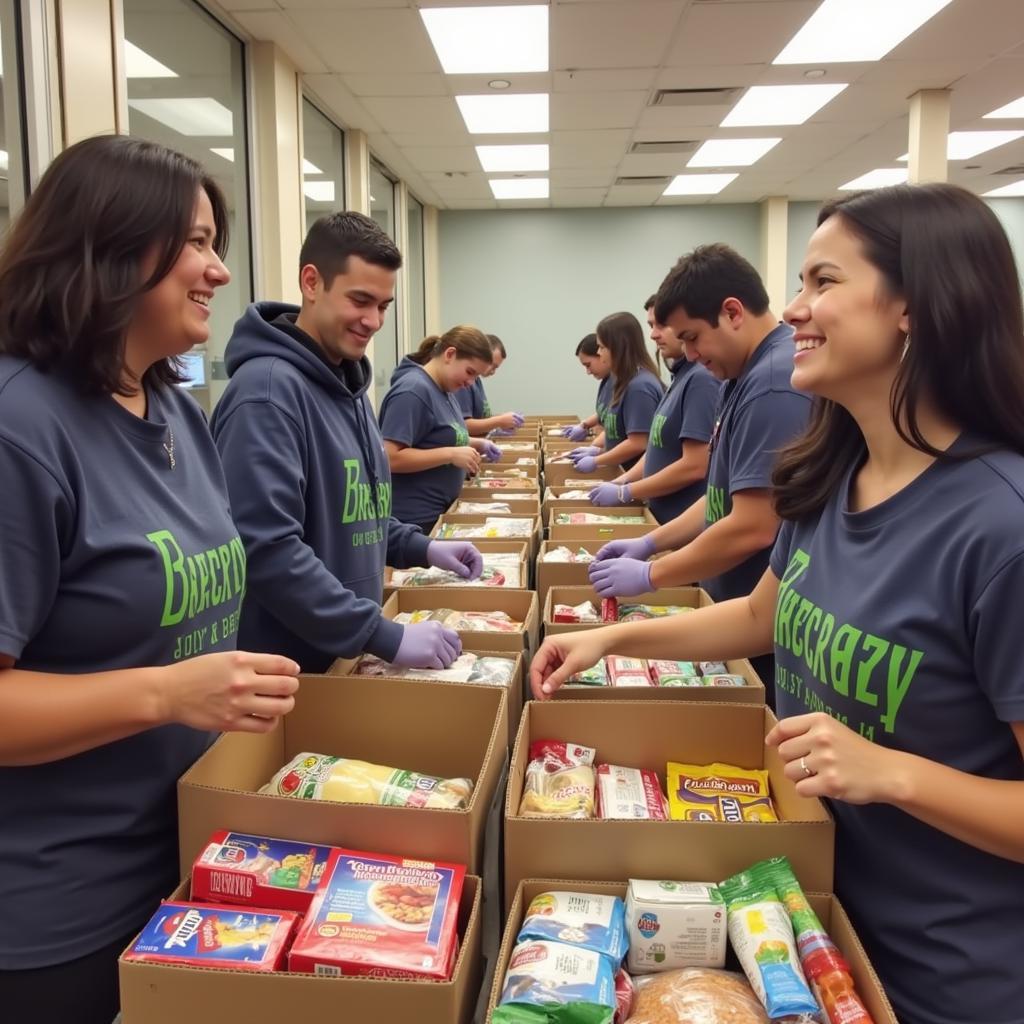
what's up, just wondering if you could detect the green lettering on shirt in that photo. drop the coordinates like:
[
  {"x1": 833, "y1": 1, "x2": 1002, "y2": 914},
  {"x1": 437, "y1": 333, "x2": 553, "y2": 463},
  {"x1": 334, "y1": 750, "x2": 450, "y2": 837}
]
[
  {"x1": 705, "y1": 484, "x2": 728, "y2": 525},
  {"x1": 650, "y1": 413, "x2": 667, "y2": 448}
]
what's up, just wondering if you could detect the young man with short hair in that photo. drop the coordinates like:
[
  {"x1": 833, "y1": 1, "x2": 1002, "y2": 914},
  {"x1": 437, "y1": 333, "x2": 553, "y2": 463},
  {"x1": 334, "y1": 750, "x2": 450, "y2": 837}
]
[{"x1": 457, "y1": 334, "x2": 524, "y2": 436}]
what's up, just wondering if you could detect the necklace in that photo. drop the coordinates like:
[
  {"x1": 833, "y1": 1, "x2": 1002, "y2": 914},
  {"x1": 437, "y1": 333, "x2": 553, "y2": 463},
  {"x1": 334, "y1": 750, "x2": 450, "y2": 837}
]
[{"x1": 162, "y1": 427, "x2": 176, "y2": 470}]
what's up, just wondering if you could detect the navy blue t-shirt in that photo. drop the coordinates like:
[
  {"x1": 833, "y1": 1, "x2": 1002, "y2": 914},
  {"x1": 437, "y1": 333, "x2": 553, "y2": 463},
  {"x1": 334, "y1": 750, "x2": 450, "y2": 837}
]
[
  {"x1": 599, "y1": 369, "x2": 663, "y2": 470},
  {"x1": 380, "y1": 357, "x2": 471, "y2": 525},
  {"x1": 595, "y1": 376, "x2": 613, "y2": 425},
  {"x1": 644, "y1": 359, "x2": 719, "y2": 524},
  {"x1": 455, "y1": 377, "x2": 489, "y2": 420},
  {"x1": 701, "y1": 324, "x2": 810, "y2": 602},
  {"x1": 0, "y1": 358, "x2": 244, "y2": 969},
  {"x1": 770, "y1": 438, "x2": 1024, "y2": 1024}
]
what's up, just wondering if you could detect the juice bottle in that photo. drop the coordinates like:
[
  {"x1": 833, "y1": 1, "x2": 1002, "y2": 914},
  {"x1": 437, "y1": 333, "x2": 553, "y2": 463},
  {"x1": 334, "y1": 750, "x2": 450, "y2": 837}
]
[{"x1": 804, "y1": 946, "x2": 875, "y2": 1024}]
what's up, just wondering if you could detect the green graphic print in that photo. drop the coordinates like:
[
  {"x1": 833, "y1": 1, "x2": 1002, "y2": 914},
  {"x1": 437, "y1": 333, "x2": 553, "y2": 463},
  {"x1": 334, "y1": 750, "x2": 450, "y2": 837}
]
[{"x1": 342, "y1": 457, "x2": 391, "y2": 547}]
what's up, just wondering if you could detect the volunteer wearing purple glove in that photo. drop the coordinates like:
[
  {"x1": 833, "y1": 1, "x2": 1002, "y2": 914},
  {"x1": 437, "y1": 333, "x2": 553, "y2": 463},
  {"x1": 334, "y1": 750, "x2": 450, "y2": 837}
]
[
  {"x1": 426, "y1": 539, "x2": 484, "y2": 579},
  {"x1": 213, "y1": 213, "x2": 468, "y2": 675},
  {"x1": 565, "y1": 333, "x2": 611, "y2": 447},
  {"x1": 561, "y1": 423, "x2": 589, "y2": 441},
  {"x1": 480, "y1": 440, "x2": 502, "y2": 463},
  {"x1": 391, "y1": 619, "x2": 462, "y2": 669},
  {"x1": 456, "y1": 334, "x2": 524, "y2": 436}
]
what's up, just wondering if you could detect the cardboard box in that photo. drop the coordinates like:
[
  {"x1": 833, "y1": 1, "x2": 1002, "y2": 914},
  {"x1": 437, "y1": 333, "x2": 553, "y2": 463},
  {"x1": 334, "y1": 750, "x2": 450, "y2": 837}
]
[
  {"x1": 478, "y1": 464, "x2": 540, "y2": 482},
  {"x1": 120, "y1": 874, "x2": 483, "y2": 1024},
  {"x1": 432, "y1": 513, "x2": 542, "y2": 560},
  {"x1": 544, "y1": 584, "x2": 710, "y2": 635},
  {"x1": 449, "y1": 495, "x2": 541, "y2": 518},
  {"x1": 543, "y1": 498, "x2": 645, "y2": 528},
  {"x1": 463, "y1": 478, "x2": 540, "y2": 496},
  {"x1": 487, "y1": 880, "x2": 897, "y2": 1024},
  {"x1": 385, "y1": 539, "x2": 530, "y2": 596},
  {"x1": 547, "y1": 519, "x2": 657, "y2": 543},
  {"x1": 504, "y1": 701, "x2": 835, "y2": 908},
  {"x1": 177, "y1": 674, "x2": 506, "y2": 877},
  {"x1": 381, "y1": 587, "x2": 540, "y2": 658},
  {"x1": 543, "y1": 461, "x2": 619, "y2": 487}
]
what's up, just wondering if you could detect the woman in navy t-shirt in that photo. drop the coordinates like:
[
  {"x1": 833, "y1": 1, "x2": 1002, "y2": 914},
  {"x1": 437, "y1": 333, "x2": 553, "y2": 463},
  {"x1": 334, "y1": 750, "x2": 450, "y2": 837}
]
[
  {"x1": 530, "y1": 183, "x2": 1024, "y2": 1024},
  {"x1": 0, "y1": 137, "x2": 300, "y2": 1024},
  {"x1": 561, "y1": 332, "x2": 612, "y2": 444}
]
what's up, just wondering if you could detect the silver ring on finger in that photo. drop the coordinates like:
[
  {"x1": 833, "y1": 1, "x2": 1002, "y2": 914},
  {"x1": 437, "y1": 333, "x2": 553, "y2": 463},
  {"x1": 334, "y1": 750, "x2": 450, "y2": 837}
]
[{"x1": 800, "y1": 755, "x2": 815, "y2": 778}]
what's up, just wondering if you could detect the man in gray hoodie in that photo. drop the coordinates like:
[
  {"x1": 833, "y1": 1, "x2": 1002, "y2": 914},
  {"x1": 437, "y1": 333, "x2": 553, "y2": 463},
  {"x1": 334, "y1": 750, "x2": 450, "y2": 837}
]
[{"x1": 211, "y1": 212, "x2": 481, "y2": 673}]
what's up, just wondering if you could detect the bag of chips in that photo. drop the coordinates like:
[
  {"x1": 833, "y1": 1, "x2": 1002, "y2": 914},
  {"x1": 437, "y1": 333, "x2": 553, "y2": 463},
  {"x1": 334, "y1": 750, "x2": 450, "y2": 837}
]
[
  {"x1": 666, "y1": 763, "x2": 777, "y2": 823},
  {"x1": 519, "y1": 740, "x2": 597, "y2": 819},
  {"x1": 518, "y1": 891, "x2": 628, "y2": 967}
]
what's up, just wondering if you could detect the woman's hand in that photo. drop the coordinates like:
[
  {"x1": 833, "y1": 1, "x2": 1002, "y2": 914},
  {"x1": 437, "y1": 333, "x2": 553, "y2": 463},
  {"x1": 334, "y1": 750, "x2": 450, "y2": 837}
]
[
  {"x1": 529, "y1": 630, "x2": 611, "y2": 700},
  {"x1": 449, "y1": 446, "x2": 482, "y2": 475}
]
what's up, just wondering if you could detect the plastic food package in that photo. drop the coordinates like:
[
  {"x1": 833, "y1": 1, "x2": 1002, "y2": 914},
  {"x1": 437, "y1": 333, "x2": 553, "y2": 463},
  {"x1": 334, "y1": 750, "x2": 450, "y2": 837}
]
[
  {"x1": 390, "y1": 554, "x2": 522, "y2": 589},
  {"x1": 191, "y1": 831, "x2": 334, "y2": 912},
  {"x1": 553, "y1": 601, "x2": 600, "y2": 624},
  {"x1": 551, "y1": 489, "x2": 594, "y2": 500},
  {"x1": 554, "y1": 512, "x2": 648, "y2": 525},
  {"x1": 647, "y1": 661, "x2": 702, "y2": 687},
  {"x1": 518, "y1": 891, "x2": 628, "y2": 967},
  {"x1": 602, "y1": 598, "x2": 619, "y2": 623},
  {"x1": 618, "y1": 605, "x2": 689, "y2": 623},
  {"x1": 703, "y1": 674, "x2": 749, "y2": 688},
  {"x1": 457, "y1": 501, "x2": 512, "y2": 514},
  {"x1": 355, "y1": 652, "x2": 479, "y2": 683},
  {"x1": 616, "y1": 969, "x2": 636, "y2": 1023},
  {"x1": 542, "y1": 546, "x2": 596, "y2": 564},
  {"x1": 479, "y1": 476, "x2": 528, "y2": 487},
  {"x1": 597, "y1": 765, "x2": 669, "y2": 820},
  {"x1": 468, "y1": 656, "x2": 517, "y2": 687},
  {"x1": 624, "y1": 967, "x2": 770, "y2": 1024},
  {"x1": 698, "y1": 661, "x2": 728, "y2": 676},
  {"x1": 516, "y1": 457, "x2": 539, "y2": 465},
  {"x1": 122, "y1": 902, "x2": 299, "y2": 971},
  {"x1": 625, "y1": 881, "x2": 727, "y2": 974},
  {"x1": 565, "y1": 478, "x2": 602, "y2": 488},
  {"x1": 288, "y1": 848, "x2": 464, "y2": 980},
  {"x1": 260, "y1": 753, "x2": 473, "y2": 810},
  {"x1": 567, "y1": 659, "x2": 609, "y2": 687},
  {"x1": 482, "y1": 468, "x2": 529, "y2": 478},
  {"x1": 436, "y1": 516, "x2": 535, "y2": 539},
  {"x1": 718, "y1": 865, "x2": 819, "y2": 1020},
  {"x1": 519, "y1": 740, "x2": 597, "y2": 819},
  {"x1": 666, "y1": 763, "x2": 777, "y2": 823},
  {"x1": 606, "y1": 656, "x2": 653, "y2": 688},
  {"x1": 494, "y1": 940, "x2": 618, "y2": 1024},
  {"x1": 394, "y1": 608, "x2": 521, "y2": 632}
]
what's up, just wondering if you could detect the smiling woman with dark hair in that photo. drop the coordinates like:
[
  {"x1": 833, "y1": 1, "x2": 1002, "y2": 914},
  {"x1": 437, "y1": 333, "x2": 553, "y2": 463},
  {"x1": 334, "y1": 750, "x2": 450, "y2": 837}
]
[{"x1": 0, "y1": 135, "x2": 300, "y2": 1024}]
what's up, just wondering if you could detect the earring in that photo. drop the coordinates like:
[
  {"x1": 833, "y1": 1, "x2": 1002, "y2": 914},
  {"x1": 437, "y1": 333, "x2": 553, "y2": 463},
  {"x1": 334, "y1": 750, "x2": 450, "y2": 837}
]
[{"x1": 900, "y1": 334, "x2": 911, "y2": 364}]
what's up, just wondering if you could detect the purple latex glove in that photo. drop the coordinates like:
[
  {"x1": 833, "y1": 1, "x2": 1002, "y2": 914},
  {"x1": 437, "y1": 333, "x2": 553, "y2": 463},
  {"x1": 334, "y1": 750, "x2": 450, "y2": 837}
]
[
  {"x1": 426, "y1": 540, "x2": 483, "y2": 580},
  {"x1": 590, "y1": 482, "x2": 627, "y2": 506},
  {"x1": 574, "y1": 455, "x2": 599, "y2": 474},
  {"x1": 589, "y1": 556, "x2": 653, "y2": 598},
  {"x1": 491, "y1": 427, "x2": 514, "y2": 437},
  {"x1": 391, "y1": 620, "x2": 462, "y2": 669},
  {"x1": 594, "y1": 534, "x2": 656, "y2": 563},
  {"x1": 562, "y1": 424, "x2": 589, "y2": 441},
  {"x1": 480, "y1": 441, "x2": 502, "y2": 463},
  {"x1": 512, "y1": 412, "x2": 525, "y2": 427},
  {"x1": 570, "y1": 445, "x2": 601, "y2": 462}
]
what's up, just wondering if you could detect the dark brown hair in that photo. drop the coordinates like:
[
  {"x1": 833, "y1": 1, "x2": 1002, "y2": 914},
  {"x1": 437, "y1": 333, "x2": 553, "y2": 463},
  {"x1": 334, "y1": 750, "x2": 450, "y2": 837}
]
[
  {"x1": 411, "y1": 324, "x2": 492, "y2": 365},
  {"x1": 773, "y1": 183, "x2": 1024, "y2": 521},
  {"x1": 0, "y1": 134, "x2": 229, "y2": 396},
  {"x1": 299, "y1": 210, "x2": 401, "y2": 287},
  {"x1": 654, "y1": 243, "x2": 769, "y2": 327},
  {"x1": 596, "y1": 311, "x2": 663, "y2": 407},
  {"x1": 575, "y1": 333, "x2": 598, "y2": 357},
  {"x1": 486, "y1": 334, "x2": 506, "y2": 359}
]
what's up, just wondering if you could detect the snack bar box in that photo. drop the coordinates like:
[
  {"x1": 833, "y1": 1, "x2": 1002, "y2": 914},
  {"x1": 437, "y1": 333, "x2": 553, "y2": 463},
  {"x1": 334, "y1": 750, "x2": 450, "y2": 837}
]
[
  {"x1": 503, "y1": 700, "x2": 834, "y2": 910},
  {"x1": 486, "y1": 880, "x2": 898, "y2": 1024}
]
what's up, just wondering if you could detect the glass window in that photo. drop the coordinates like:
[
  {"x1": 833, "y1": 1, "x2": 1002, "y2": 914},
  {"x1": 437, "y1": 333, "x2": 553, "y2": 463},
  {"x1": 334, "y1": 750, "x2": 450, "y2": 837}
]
[
  {"x1": 0, "y1": 0, "x2": 28, "y2": 222},
  {"x1": 301, "y1": 97, "x2": 344, "y2": 232},
  {"x1": 123, "y1": 0, "x2": 253, "y2": 411},
  {"x1": 406, "y1": 193, "x2": 426, "y2": 346},
  {"x1": 370, "y1": 159, "x2": 398, "y2": 406}
]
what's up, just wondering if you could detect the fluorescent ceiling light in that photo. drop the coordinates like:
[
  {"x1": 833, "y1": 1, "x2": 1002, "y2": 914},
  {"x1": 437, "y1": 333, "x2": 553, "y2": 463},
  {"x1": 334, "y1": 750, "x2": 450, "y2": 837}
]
[
  {"x1": 128, "y1": 97, "x2": 233, "y2": 136},
  {"x1": 663, "y1": 173, "x2": 738, "y2": 196},
  {"x1": 896, "y1": 131, "x2": 1024, "y2": 161},
  {"x1": 303, "y1": 181, "x2": 336, "y2": 203},
  {"x1": 209, "y1": 147, "x2": 234, "y2": 162},
  {"x1": 984, "y1": 180, "x2": 1024, "y2": 198},
  {"x1": 721, "y1": 84, "x2": 846, "y2": 127},
  {"x1": 124, "y1": 40, "x2": 177, "y2": 78},
  {"x1": 456, "y1": 93, "x2": 548, "y2": 134},
  {"x1": 421, "y1": 5, "x2": 547, "y2": 74},
  {"x1": 838, "y1": 168, "x2": 908, "y2": 190},
  {"x1": 476, "y1": 144, "x2": 549, "y2": 172},
  {"x1": 489, "y1": 178, "x2": 549, "y2": 200},
  {"x1": 688, "y1": 138, "x2": 781, "y2": 167},
  {"x1": 302, "y1": 158, "x2": 322, "y2": 176},
  {"x1": 985, "y1": 95, "x2": 1024, "y2": 119},
  {"x1": 773, "y1": 0, "x2": 953, "y2": 64}
]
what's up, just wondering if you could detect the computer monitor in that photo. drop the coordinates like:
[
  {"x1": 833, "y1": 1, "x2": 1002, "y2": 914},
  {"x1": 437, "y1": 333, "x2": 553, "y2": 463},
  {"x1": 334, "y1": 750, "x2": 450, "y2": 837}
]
[{"x1": 177, "y1": 350, "x2": 207, "y2": 388}]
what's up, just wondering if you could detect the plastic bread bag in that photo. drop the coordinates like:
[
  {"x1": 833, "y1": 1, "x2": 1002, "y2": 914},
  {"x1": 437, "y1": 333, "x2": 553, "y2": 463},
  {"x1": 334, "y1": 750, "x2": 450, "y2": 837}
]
[
  {"x1": 467, "y1": 656, "x2": 517, "y2": 687},
  {"x1": 718, "y1": 866, "x2": 820, "y2": 1021},
  {"x1": 666, "y1": 763, "x2": 778, "y2": 823},
  {"x1": 260, "y1": 753, "x2": 473, "y2": 810},
  {"x1": 648, "y1": 661, "x2": 702, "y2": 686},
  {"x1": 518, "y1": 891, "x2": 629, "y2": 967},
  {"x1": 494, "y1": 940, "x2": 617, "y2": 1024},
  {"x1": 355, "y1": 652, "x2": 478, "y2": 683},
  {"x1": 625, "y1": 967, "x2": 771, "y2": 1024},
  {"x1": 519, "y1": 740, "x2": 597, "y2": 819},
  {"x1": 596, "y1": 765, "x2": 669, "y2": 820},
  {"x1": 567, "y1": 659, "x2": 609, "y2": 687}
]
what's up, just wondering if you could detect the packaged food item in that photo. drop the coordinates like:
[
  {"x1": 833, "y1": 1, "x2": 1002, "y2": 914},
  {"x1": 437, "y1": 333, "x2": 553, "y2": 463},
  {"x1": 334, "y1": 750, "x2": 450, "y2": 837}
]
[
  {"x1": 355, "y1": 652, "x2": 479, "y2": 682},
  {"x1": 564, "y1": 478, "x2": 601, "y2": 488},
  {"x1": 260, "y1": 753, "x2": 473, "y2": 810},
  {"x1": 391, "y1": 555, "x2": 522, "y2": 589},
  {"x1": 547, "y1": 490, "x2": 593, "y2": 500},
  {"x1": 625, "y1": 881, "x2": 727, "y2": 973},
  {"x1": 647, "y1": 661, "x2": 701, "y2": 687},
  {"x1": 436, "y1": 516, "x2": 535, "y2": 539},
  {"x1": 553, "y1": 601, "x2": 600, "y2": 624},
  {"x1": 479, "y1": 476, "x2": 527, "y2": 487},
  {"x1": 617, "y1": 604, "x2": 688, "y2": 622},
  {"x1": 606, "y1": 656, "x2": 652, "y2": 687},
  {"x1": 516, "y1": 457, "x2": 538, "y2": 465},
  {"x1": 666, "y1": 763, "x2": 778, "y2": 823},
  {"x1": 288, "y1": 847, "x2": 465, "y2": 979},
  {"x1": 394, "y1": 608, "x2": 522, "y2": 632},
  {"x1": 625, "y1": 967, "x2": 770, "y2": 1024},
  {"x1": 191, "y1": 831, "x2": 334, "y2": 912},
  {"x1": 542, "y1": 545, "x2": 580, "y2": 563},
  {"x1": 494, "y1": 940, "x2": 618, "y2": 1024},
  {"x1": 518, "y1": 891, "x2": 628, "y2": 966},
  {"x1": 601, "y1": 597, "x2": 619, "y2": 623},
  {"x1": 596, "y1": 765, "x2": 669, "y2": 820},
  {"x1": 615, "y1": 969, "x2": 636, "y2": 1024},
  {"x1": 457, "y1": 501, "x2": 512, "y2": 514},
  {"x1": 554, "y1": 512, "x2": 647, "y2": 525},
  {"x1": 698, "y1": 661, "x2": 728, "y2": 675},
  {"x1": 468, "y1": 656, "x2": 517, "y2": 687},
  {"x1": 519, "y1": 740, "x2": 597, "y2": 819},
  {"x1": 719, "y1": 864, "x2": 819, "y2": 1020},
  {"x1": 123, "y1": 902, "x2": 299, "y2": 971},
  {"x1": 567, "y1": 659, "x2": 609, "y2": 686},
  {"x1": 703, "y1": 674, "x2": 749, "y2": 688},
  {"x1": 482, "y1": 468, "x2": 529, "y2": 477}
]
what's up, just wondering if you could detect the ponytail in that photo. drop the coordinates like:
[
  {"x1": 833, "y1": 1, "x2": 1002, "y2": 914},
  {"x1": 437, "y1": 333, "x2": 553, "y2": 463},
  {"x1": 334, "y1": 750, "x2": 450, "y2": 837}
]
[
  {"x1": 414, "y1": 325, "x2": 492, "y2": 365},
  {"x1": 411, "y1": 334, "x2": 443, "y2": 365}
]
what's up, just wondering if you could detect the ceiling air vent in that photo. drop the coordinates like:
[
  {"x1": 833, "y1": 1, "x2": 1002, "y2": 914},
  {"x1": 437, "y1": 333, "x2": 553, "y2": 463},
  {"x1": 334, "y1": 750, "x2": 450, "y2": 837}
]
[
  {"x1": 614, "y1": 175, "x2": 671, "y2": 186},
  {"x1": 630, "y1": 140, "x2": 698, "y2": 155},
  {"x1": 994, "y1": 164, "x2": 1024, "y2": 175},
  {"x1": 650, "y1": 87, "x2": 741, "y2": 107}
]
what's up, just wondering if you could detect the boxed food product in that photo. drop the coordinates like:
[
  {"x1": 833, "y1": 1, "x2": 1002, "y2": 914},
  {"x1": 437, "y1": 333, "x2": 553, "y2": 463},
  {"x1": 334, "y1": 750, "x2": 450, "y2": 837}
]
[
  {"x1": 625, "y1": 967, "x2": 769, "y2": 1024},
  {"x1": 647, "y1": 661, "x2": 701, "y2": 687},
  {"x1": 260, "y1": 753, "x2": 473, "y2": 810},
  {"x1": 667, "y1": 763, "x2": 777, "y2": 823},
  {"x1": 606, "y1": 656, "x2": 652, "y2": 688},
  {"x1": 122, "y1": 902, "x2": 299, "y2": 972},
  {"x1": 601, "y1": 598, "x2": 619, "y2": 623},
  {"x1": 191, "y1": 831, "x2": 334, "y2": 912},
  {"x1": 698, "y1": 661, "x2": 728, "y2": 675},
  {"x1": 519, "y1": 740, "x2": 597, "y2": 819},
  {"x1": 624, "y1": 881, "x2": 727, "y2": 973},
  {"x1": 596, "y1": 765, "x2": 668, "y2": 821},
  {"x1": 703, "y1": 674, "x2": 749, "y2": 687},
  {"x1": 288, "y1": 848, "x2": 465, "y2": 980},
  {"x1": 518, "y1": 891, "x2": 628, "y2": 966}
]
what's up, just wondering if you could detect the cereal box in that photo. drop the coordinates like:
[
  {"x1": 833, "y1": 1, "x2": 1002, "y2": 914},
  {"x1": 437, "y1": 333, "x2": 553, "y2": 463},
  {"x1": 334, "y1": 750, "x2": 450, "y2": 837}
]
[
  {"x1": 625, "y1": 880, "x2": 727, "y2": 974},
  {"x1": 122, "y1": 901, "x2": 298, "y2": 971},
  {"x1": 288, "y1": 848, "x2": 465, "y2": 980},
  {"x1": 191, "y1": 830, "x2": 335, "y2": 913}
]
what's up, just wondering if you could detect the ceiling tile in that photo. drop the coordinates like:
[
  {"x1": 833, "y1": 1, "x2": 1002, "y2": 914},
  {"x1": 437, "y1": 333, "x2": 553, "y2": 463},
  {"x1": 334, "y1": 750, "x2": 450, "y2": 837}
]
[
  {"x1": 225, "y1": 12, "x2": 329, "y2": 72},
  {"x1": 554, "y1": 68, "x2": 656, "y2": 92},
  {"x1": 551, "y1": 187, "x2": 609, "y2": 207},
  {"x1": 341, "y1": 73, "x2": 448, "y2": 98},
  {"x1": 551, "y1": 1, "x2": 684, "y2": 70},
  {"x1": 552, "y1": 167, "x2": 618, "y2": 187},
  {"x1": 360, "y1": 96, "x2": 465, "y2": 134},
  {"x1": 551, "y1": 91, "x2": 649, "y2": 130},
  {"x1": 398, "y1": 146, "x2": 481, "y2": 172}
]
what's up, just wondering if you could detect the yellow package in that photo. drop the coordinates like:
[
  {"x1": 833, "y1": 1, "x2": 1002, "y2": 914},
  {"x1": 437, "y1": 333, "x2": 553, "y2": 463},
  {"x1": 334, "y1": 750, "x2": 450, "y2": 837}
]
[{"x1": 666, "y1": 762, "x2": 777, "y2": 823}]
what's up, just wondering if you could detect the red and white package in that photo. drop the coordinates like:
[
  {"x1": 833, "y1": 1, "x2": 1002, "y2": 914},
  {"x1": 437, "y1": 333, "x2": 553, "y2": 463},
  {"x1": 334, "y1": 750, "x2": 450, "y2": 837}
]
[
  {"x1": 615, "y1": 967, "x2": 636, "y2": 1023},
  {"x1": 596, "y1": 764, "x2": 669, "y2": 820},
  {"x1": 601, "y1": 597, "x2": 619, "y2": 623},
  {"x1": 606, "y1": 655, "x2": 653, "y2": 687},
  {"x1": 552, "y1": 601, "x2": 599, "y2": 624},
  {"x1": 519, "y1": 740, "x2": 598, "y2": 819}
]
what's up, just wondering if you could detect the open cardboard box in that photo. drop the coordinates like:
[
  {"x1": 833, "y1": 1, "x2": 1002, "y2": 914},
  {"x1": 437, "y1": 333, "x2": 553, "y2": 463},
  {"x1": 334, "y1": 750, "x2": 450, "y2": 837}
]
[
  {"x1": 543, "y1": 461, "x2": 619, "y2": 487},
  {"x1": 487, "y1": 879, "x2": 897, "y2": 1024},
  {"x1": 450, "y1": 495, "x2": 541, "y2": 518},
  {"x1": 459, "y1": 486, "x2": 538, "y2": 503},
  {"x1": 119, "y1": 874, "x2": 483, "y2": 1024},
  {"x1": 547, "y1": 519, "x2": 656, "y2": 543},
  {"x1": 504, "y1": 700, "x2": 834, "y2": 909},
  {"x1": 177, "y1": 674, "x2": 506, "y2": 877},
  {"x1": 544, "y1": 584, "x2": 711, "y2": 635},
  {"x1": 381, "y1": 587, "x2": 540, "y2": 658},
  {"x1": 478, "y1": 464, "x2": 540, "y2": 482},
  {"x1": 536, "y1": 540, "x2": 665, "y2": 606},
  {"x1": 432, "y1": 513, "x2": 542, "y2": 560},
  {"x1": 543, "y1": 497, "x2": 645, "y2": 528},
  {"x1": 464, "y1": 478, "x2": 540, "y2": 496},
  {"x1": 385, "y1": 539, "x2": 530, "y2": 597}
]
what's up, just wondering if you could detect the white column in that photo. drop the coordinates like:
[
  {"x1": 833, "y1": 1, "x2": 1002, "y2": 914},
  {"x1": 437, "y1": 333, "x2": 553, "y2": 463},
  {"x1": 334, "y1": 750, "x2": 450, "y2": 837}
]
[
  {"x1": 908, "y1": 89, "x2": 949, "y2": 185},
  {"x1": 759, "y1": 196, "x2": 788, "y2": 317},
  {"x1": 423, "y1": 204, "x2": 442, "y2": 335},
  {"x1": 344, "y1": 129, "x2": 371, "y2": 215},
  {"x1": 55, "y1": 0, "x2": 119, "y2": 143},
  {"x1": 395, "y1": 178, "x2": 412, "y2": 357}
]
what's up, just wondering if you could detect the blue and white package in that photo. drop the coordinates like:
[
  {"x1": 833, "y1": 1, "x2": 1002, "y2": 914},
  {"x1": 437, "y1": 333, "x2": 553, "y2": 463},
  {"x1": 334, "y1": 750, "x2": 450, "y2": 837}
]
[{"x1": 517, "y1": 891, "x2": 628, "y2": 967}]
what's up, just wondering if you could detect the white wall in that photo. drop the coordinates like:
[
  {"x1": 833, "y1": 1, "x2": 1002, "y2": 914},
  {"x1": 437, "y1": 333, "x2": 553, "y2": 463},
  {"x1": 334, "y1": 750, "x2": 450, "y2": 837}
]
[{"x1": 439, "y1": 205, "x2": 760, "y2": 416}]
